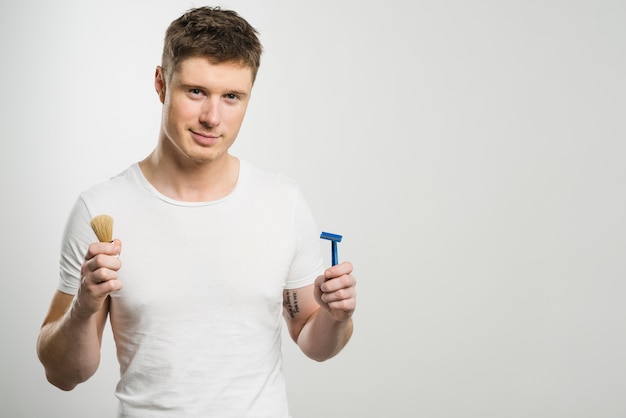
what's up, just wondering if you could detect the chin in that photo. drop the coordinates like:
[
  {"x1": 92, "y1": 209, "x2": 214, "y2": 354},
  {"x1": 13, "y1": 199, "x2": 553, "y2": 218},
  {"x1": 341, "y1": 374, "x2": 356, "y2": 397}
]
[{"x1": 187, "y1": 149, "x2": 228, "y2": 164}]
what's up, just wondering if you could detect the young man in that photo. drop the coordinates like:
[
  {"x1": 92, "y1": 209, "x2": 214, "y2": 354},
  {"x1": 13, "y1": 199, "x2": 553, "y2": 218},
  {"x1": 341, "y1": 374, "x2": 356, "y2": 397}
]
[{"x1": 37, "y1": 7, "x2": 356, "y2": 417}]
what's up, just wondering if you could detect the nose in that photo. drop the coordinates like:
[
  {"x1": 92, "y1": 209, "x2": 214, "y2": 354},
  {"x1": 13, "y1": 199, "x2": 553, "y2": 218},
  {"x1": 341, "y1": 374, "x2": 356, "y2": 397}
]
[{"x1": 199, "y1": 97, "x2": 221, "y2": 128}]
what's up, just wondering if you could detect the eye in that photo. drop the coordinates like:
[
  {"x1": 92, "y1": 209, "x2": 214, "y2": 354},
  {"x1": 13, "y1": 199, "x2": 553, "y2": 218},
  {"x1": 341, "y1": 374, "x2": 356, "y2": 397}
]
[
  {"x1": 225, "y1": 93, "x2": 239, "y2": 101},
  {"x1": 189, "y1": 88, "x2": 202, "y2": 95}
]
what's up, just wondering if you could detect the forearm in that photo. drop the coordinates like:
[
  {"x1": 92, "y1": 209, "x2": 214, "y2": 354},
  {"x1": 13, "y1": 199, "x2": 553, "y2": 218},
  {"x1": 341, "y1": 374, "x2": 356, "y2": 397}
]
[
  {"x1": 37, "y1": 303, "x2": 102, "y2": 390},
  {"x1": 296, "y1": 308, "x2": 353, "y2": 362}
]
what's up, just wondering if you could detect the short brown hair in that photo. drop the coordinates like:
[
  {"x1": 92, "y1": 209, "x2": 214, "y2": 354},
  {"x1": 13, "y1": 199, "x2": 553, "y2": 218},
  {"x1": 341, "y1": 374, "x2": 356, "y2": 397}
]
[{"x1": 162, "y1": 7, "x2": 263, "y2": 82}]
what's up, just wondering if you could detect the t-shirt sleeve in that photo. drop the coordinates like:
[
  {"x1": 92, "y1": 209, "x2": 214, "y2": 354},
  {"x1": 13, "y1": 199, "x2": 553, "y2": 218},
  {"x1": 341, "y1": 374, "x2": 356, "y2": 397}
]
[
  {"x1": 58, "y1": 196, "x2": 97, "y2": 295},
  {"x1": 284, "y1": 188, "x2": 325, "y2": 289}
]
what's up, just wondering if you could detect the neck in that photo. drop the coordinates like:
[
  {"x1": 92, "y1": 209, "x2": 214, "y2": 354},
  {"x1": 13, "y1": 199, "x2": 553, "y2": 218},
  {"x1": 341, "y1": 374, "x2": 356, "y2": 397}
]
[{"x1": 139, "y1": 148, "x2": 240, "y2": 202}]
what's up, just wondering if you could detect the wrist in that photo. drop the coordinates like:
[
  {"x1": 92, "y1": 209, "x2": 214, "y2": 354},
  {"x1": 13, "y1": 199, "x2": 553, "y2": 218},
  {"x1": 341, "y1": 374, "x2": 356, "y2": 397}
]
[{"x1": 68, "y1": 296, "x2": 95, "y2": 322}]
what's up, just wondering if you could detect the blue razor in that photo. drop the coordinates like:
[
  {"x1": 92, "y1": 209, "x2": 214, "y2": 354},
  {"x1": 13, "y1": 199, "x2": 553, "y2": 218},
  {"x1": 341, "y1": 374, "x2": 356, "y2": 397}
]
[{"x1": 320, "y1": 232, "x2": 343, "y2": 266}]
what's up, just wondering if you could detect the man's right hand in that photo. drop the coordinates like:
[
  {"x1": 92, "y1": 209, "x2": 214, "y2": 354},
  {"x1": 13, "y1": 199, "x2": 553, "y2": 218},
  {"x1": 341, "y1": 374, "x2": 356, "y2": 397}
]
[{"x1": 74, "y1": 238, "x2": 123, "y2": 319}]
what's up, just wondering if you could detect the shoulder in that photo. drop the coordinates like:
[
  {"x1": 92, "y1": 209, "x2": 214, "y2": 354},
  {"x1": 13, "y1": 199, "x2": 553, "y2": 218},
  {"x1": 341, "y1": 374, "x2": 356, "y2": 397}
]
[
  {"x1": 243, "y1": 160, "x2": 297, "y2": 187},
  {"x1": 78, "y1": 163, "x2": 147, "y2": 213},
  {"x1": 240, "y1": 160, "x2": 301, "y2": 199}
]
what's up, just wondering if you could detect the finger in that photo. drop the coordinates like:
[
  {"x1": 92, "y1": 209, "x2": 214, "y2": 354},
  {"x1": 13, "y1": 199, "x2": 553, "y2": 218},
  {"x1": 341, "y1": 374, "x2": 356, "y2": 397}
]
[
  {"x1": 325, "y1": 297, "x2": 356, "y2": 315},
  {"x1": 88, "y1": 262, "x2": 121, "y2": 282},
  {"x1": 324, "y1": 261, "x2": 353, "y2": 280},
  {"x1": 85, "y1": 252, "x2": 122, "y2": 273},
  {"x1": 320, "y1": 273, "x2": 356, "y2": 293},
  {"x1": 321, "y1": 286, "x2": 355, "y2": 303},
  {"x1": 85, "y1": 240, "x2": 122, "y2": 261}
]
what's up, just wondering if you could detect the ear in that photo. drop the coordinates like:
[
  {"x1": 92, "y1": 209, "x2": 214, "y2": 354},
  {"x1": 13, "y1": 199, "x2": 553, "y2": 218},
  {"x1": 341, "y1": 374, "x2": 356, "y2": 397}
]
[{"x1": 155, "y1": 66, "x2": 166, "y2": 104}]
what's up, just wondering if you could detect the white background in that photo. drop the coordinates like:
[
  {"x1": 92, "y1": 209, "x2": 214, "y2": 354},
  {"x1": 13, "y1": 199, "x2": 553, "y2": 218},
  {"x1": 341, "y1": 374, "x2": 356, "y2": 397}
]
[{"x1": 1, "y1": 0, "x2": 625, "y2": 417}]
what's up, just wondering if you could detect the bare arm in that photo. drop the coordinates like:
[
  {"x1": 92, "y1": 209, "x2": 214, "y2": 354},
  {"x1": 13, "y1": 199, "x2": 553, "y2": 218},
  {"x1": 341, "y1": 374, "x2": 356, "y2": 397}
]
[
  {"x1": 283, "y1": 262, "x2": 356, "y2": 362},
  {"x1": 37, "y1": 240, "x2": 122, "y2": 390}
]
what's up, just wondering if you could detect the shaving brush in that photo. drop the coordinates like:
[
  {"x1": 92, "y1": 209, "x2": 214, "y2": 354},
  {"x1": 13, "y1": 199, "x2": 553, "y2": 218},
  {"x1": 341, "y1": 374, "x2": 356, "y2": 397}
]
[{"x1": 90, "y1": 214, "x2": 114, "y2": 242}]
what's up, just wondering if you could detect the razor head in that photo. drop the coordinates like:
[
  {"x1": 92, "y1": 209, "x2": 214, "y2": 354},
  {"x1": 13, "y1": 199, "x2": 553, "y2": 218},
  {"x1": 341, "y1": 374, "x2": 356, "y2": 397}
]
[{"x1": 320, "y1": 232, "x2": 343, "y2": 242}]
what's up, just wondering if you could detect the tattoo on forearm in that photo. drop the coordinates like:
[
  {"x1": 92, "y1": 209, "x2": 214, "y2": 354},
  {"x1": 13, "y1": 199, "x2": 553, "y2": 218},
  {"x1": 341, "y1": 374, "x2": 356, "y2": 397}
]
[{"x1": 283, "y1": 290, "x2": 300, "y2": 318}]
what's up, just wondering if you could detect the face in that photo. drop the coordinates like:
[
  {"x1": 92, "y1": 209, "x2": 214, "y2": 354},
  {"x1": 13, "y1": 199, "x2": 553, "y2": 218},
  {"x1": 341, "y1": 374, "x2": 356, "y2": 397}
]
[{"x1": 156, "y1": 57, "x2": 253, "y2": 165}]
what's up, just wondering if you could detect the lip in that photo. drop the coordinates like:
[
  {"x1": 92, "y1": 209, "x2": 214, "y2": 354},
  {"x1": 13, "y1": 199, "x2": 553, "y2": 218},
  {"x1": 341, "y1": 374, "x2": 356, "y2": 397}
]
[{"x1": 190, "y1": 129, "x2": 220, "y2": 146}]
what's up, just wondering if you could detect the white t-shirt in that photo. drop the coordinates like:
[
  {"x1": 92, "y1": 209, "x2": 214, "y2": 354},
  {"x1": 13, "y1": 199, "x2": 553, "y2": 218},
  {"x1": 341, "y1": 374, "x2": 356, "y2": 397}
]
[{"x1": 58, "y1": 160, "x2": 324, "y2": 417}]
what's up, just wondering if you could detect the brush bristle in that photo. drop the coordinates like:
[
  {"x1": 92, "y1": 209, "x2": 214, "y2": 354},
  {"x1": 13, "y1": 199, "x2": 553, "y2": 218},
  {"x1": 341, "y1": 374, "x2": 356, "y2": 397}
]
[{"x1": 90, "y1": 214, "x2": 114, "y2": 242}]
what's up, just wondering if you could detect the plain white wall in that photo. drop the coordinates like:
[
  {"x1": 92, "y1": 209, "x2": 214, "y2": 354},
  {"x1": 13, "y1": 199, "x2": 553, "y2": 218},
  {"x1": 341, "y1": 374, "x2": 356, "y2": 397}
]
[{"x1": 1, "y1": 0, "x2": 625, "y2": 417}]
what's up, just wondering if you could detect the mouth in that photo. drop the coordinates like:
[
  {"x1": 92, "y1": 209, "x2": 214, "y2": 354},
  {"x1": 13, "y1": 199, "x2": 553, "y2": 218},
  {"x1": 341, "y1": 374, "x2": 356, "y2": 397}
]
[{"x1": 190, "y1": 129, "x2": 221, "y2": 146}]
